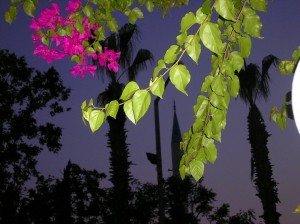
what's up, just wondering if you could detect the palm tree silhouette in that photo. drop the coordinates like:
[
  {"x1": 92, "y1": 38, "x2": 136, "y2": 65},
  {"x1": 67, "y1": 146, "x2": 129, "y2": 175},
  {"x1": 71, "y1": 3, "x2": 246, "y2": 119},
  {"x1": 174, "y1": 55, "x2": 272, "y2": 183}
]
[
  {"x1": 96, "y1": 23, "x2": 153, "y2": 223},
  {"x1": 236, "y1": 55, "x2": 281, "y2": 224}
]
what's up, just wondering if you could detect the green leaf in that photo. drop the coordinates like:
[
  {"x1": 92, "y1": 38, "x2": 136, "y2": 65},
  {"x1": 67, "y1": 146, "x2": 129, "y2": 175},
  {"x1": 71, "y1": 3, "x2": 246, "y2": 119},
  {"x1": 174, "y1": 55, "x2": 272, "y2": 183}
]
[
  {"x1": 180, "y1": 12, "x2": 197, "y2": 33},
  {"x1": 150, "y1": 77, "x2": 165, "y2": 98},
  {"x1": 185, "y1": 35, "x2": 201, "y2": 64},
  {"x1": 106, "y1": 13, "x2": 118, "y2": 32},
  {"x1": 189, "y1": 159, "x2": 204, "y2": 181},
  {"x1": 42, "y1": 36, "x2": 49, "y2": 46},
  {"x1": 250, "y1": 0, "x2": 267, "y2": 12},
  {"x1": 292, "y1": 46, "x2": 300, "y2": 62},
  {"x1": 238, "y1": 35, "x2": 252, "y2": 58},
  {"x1": 214, "y1": 0, "x2": 235, "y2": 21},
  {"x1": 71, "y1": 55, "x2": 81, "y2": 64},
  {"x1": 229, "y1": 51, "x2": 244, "y2": 72},
  {"x1": 75, "y1": 20, "x2": 84, "y2": 33},
  {"x1": 23, "y1": 0, "x2": 36, "y2": 17},
  {"x1": 105, "y1": 100, "x2": 119, "y2": 119},
  {"x1": 132, "y1": 7, "x2": 144, "y2": 18},
  {"x1": 200, "y1": 22, "x2": 223, "y2": 55},
  {"x1": 164, "y1": 45, "x2": 180, "y2": 64},
  {"x1": 82, "y1": 107, "x2": 92, "y2": 122},
  {"x1": 57, "y1": 27, "x2": 67, "y2": 36},
  {"x1": 132, "y1": 90, "x2": 151, "y2": 123},
  {"x1": 278, "y1": 60, "x2": 295, "y2": 75},
  {"x1": 194, "y1": 95, "x2": 209, "y2": 118},
  {"x1": 210, "y1": 106, "x2": 227, "y2": 130},
  {"x1": 195, "y1": 148, "x2": 207, "y2": 163},
  {"x1": 201, "y1": 75, "x2": 214, "y2": 92},
  {"x1": 89, "y1": 110, "x2": 105, "y2": 133},
  {"x1": 124, "y1": 100, "x2": 136, "y2": 124},
  {"x1": 204, "y1": 120, "x2": 221, "y2": 142},
  {"x1": 83, "y1": 4, "x2": 94, "y2": 18},
  {"x1": 145, "y1": 1, "x2": 154, "y2": 12},
  {"x1": 169, "y1": 64, "x2": 191, "y2": 95},
  {"x1": 120, "y1": 81, "x2": 140, "y2": 101},
  {"x1": 201, "y1": 0, "x2": 212, "y2": 14},
  {"x1": 5, "y1": 6, "x2": 17, "y2": 24},
  {"x1": 88, "y1": 98, "x2": 94, "y2": 106},
  {"x1": 196, "y1": 7, "x2": 206, "y2": 24},
  {"x1": 153, "y1": 59, "x2": 166, "y2": 79},
  {"x1": 176, "y1": 32, "x2": 187, "y2": 46},
  {"x1": 128, "y1": 7, "x2": 144, "y2": 24},
  {"x1": 270, "y1": 106, "x2": 287, "y2": 130},
  {"x1": 65, "y1": 25, "x2": 73, "y2": 36},
  {"x1": 93, "y1": 42, "x2": 102, "y2": 51},
  {"x1": 228, "y1": 74, "x2": 240, "y2": 97},
  {"x1": 179, "y1": 163, "x2": 186, "y2": 180},
  {"x1": 81, "y1": 100, "x2": 87, "y2": 110},
  {"x1": 294, "y1": 204, "x2": 300, "y2": 214},
  {"x1": 205, "y1": 143, "x2": 217, "y2": 164},
  {"x1": 211, "y1": 75, "x2": 226, "y2": 96},
  {"x1": 86, "y1": 46, "x2": 95, "y2": 54},
  {"x1": 242, "y1": 7, "x2": 263, "y2": 38},
  {"x1": 210, "y1": 92, "x2": 227, "y2": 110}
]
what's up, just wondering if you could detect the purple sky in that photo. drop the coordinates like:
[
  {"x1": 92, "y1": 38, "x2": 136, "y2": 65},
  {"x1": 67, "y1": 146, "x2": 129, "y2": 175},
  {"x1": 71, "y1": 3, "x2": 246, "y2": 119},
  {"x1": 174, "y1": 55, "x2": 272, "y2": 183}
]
[{"x1": 1, "y1": 1, "x2": 300, "y2": 223}]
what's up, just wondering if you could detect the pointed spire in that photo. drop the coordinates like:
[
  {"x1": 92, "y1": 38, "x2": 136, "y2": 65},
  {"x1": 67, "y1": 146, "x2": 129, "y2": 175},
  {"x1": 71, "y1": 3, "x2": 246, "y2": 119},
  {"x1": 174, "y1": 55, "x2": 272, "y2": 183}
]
[
  {"x1": 171, "y1": 101, "x2": 183, "y2": 178},
  {"x1": 171, "y1": 101, "x2": 182, "y2": 144}
]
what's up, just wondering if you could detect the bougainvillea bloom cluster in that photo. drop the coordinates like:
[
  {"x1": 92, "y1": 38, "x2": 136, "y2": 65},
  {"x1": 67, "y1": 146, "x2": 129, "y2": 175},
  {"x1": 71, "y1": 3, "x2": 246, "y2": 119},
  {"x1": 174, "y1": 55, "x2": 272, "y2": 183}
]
[{"x1": 29, "y1": 0, "x2": 120, "y2": 78}]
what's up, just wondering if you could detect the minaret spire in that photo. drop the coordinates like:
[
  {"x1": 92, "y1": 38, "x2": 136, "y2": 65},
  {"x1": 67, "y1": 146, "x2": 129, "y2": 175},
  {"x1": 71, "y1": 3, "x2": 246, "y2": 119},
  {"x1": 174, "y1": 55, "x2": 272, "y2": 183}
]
[{"x1": 171, "y1": 100, "x2": 183, "y2": 178}]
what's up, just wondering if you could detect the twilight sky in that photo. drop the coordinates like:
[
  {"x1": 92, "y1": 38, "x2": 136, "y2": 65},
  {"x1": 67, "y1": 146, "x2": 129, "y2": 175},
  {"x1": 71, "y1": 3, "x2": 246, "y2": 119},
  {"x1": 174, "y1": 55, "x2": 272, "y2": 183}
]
[{"x1": 1, "y1": 1, "x2": 300, "y2": 223}]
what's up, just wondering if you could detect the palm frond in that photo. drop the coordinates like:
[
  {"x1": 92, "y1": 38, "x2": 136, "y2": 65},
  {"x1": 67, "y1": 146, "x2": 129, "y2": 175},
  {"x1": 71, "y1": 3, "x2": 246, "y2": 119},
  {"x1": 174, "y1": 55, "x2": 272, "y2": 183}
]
[
  {"x1": 262, "y1": 55, "x2": 279, "y2": 76},
  {"x1": 118, "y1": 24, "x2": 140, "y2": 69},
  {"x1": 258, "y1": 55, "x2": 279, "y2": 100},
  {"x1": 128, "y1": 49, "x2": 154, "y2": 81},
  {"x1": 237, "y1": 63, "x2": 261, "y2": 105}
]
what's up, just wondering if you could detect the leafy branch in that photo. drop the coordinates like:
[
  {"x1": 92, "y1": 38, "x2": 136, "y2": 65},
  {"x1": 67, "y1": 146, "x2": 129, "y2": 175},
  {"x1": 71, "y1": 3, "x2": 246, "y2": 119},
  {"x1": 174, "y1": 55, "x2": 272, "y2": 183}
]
[{"x1": 5, "y1": 0, "x2": 269, "y2": 181}]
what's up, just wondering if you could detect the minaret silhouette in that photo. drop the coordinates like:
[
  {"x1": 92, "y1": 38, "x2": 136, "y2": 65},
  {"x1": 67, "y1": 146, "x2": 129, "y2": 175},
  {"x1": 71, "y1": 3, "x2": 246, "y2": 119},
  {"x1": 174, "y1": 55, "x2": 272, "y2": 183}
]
[{"x1": 171, "y1": 101, "x2": 183, "y2": 178}]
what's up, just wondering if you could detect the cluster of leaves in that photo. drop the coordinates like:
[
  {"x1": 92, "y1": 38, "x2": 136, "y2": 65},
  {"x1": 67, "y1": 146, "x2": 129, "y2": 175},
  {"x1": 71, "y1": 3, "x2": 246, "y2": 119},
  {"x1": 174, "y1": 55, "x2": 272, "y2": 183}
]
[
  {"x1": 82, "y1": 0, "x2": 267, "y2": 181},
  {"x1": 270, "y1": 46, "x2": 300, "y2": 130}
]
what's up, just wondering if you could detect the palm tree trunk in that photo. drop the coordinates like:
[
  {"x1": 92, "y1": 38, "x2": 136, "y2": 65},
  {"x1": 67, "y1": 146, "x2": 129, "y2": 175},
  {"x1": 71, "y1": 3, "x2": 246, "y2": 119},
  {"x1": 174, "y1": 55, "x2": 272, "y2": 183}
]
[
  {"x1": 107, "y1": 106, "x2": 132, "y2": 224},
  {"x1": 247, "y1": 104, "x2": 280, "y2": 224}
]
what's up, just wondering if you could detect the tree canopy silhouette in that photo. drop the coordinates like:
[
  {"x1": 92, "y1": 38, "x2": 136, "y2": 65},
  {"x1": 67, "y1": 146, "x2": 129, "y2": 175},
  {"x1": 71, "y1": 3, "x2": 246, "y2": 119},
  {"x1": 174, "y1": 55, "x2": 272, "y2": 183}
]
[{"x1": 0, "y1": 49, "x2": 70, "y2": 223}]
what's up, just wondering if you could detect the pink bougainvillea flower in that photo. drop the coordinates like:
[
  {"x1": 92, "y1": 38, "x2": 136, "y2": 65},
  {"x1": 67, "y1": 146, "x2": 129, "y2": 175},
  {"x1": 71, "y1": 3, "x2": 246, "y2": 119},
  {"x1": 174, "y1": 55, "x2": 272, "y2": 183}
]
[
  {"x1": 29, "y1": 1, "x2": 121, "y2": 78},
  {"x1": 98, "y1": 47, "x2": 121, "y2": 72},
  {"x1": 65, "y1": 0, "x2": 81, "y2": 14},
  {"x1": 108, "y1": 60, "x2": 120, "y2": 73},
  {"x1": 38, "y1": 3, "x2": 61, "y2": 29},
  {"x1": 29, "y1": 18, "x2": 41, "y2": 31},
  {"x1": 32, "y1": 34, "x2": 42, "y2": 43},
  {"x1": 70, "y1": 64, "x2": 97, "y2": 78},
  {"x1": 29, "y1": 3, "x2": 63, "y2": 32},
  {"x1": 34, "y1": 45, "x2": 65, "y2": 63},
  {"x1": 51, "y1": 34, "x2": 63, "y2": 46},
  {"x1": 61, "y1": 35, "x2": 85, "y2": 55}
]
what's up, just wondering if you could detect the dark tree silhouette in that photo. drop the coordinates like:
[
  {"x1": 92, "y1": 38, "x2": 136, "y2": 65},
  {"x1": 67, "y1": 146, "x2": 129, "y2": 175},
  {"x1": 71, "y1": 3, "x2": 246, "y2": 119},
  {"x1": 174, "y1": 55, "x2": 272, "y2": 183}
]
[
  {"x1": 20, "y1": 161, "x2": 107, "y2": 224},
  {"x1": 131, "y1": 181, "x2": 159, "y2": 224},
  {"x1": 237, "y1": 55, "x2": 281, "y2": 224},
  {"x1": 165, "y1": 177, "x2": 216, "y2": 224},
  {"x1": 96, "y1": 23, "x2": 153, "y2": 224},
  {"x1": 209, "y1": 204, "x2": 256, "y2": 224},
  {"x1": 0, "y1": 49, "x2": 70, "y2": 224}
]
